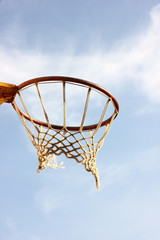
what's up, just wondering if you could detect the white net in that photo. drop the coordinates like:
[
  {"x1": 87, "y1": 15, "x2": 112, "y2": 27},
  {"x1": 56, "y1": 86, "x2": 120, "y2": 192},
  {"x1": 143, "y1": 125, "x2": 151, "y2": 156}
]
[{"x1": 12, "y1": 80, "x2": 118, "y2": 190}]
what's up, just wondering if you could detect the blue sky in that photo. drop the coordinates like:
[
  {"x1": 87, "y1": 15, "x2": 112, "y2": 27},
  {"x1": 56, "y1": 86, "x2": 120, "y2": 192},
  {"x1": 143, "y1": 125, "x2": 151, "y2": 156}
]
[{"x1": 0, "y1": 0, "x2": 160, "y2": 239}]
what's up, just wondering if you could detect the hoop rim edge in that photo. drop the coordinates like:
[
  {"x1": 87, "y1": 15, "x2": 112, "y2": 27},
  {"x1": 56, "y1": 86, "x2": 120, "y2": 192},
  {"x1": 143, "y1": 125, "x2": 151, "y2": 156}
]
[{"x1": 15, "y1": 76, "x2": 119, "y2": 131}]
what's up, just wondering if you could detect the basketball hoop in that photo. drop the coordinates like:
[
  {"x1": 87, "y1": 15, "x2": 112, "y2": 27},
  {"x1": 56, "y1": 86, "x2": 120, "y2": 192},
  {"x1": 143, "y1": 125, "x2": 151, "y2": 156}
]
[{"x1": 1, "y1": 77, "x2": 119, "y2": 190}]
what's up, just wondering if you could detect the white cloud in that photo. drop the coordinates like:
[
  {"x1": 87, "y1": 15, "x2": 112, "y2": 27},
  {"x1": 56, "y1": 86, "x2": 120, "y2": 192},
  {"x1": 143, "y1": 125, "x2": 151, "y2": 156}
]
[
  {"x1": 6, "y1": 216, "x2": 17, "y2": 233},
  {"x1": 100, "y1": 164, "x2": 131, "y2": 189},
  {"x1": 99, "y1": 144, "x2": 160, "y2": 190},
  {"x1": 34, "y1": 187, "x2": 71, "y2": 214},
  {"x1": 3, "y1": 216, "x2": 18, "y2": 240},
  {"x1": 29, "y1": 235, "x2": 51, "y2": 240},
  {"x1": 4, "y1": 216, "x2": 53, "y2": 240},
  {"x1": 131, "y1": 145, "x2": 160, "y2": 172},
  {"x1": 0, "y1": 4, "x2": 160, "y2": 105}
]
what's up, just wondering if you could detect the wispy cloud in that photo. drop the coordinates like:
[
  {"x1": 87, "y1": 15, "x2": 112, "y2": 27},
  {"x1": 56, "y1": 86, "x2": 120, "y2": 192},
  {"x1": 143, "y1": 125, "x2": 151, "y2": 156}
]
[
  {"x1": 100, "y1": 164, "x2": 131, "y2": 189},
  {"x1": 99, "y1": 144, "x2": 160, "y2": 190},
  {"x1": 6, "y1": 216, "x2": 17, "y2": 233},
  {"x1": 3, "y1": 216, "x2": 18, "y2": 240},
  {"x1": 34, "y1": 187, "x2": 72, "y2": 215},
  {"x1": 0, "y1": 4, "x2": 160, "y2": 105},
  {"x1": 4, "y1": 216, "x2": 53, "y2": 240}
]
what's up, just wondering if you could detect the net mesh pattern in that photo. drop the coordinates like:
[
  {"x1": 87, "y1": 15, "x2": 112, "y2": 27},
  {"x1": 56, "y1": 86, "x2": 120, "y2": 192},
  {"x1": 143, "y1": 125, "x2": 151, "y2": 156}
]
[{"x1": 12, "y1": 81, "x2": 117, "y2": 190}]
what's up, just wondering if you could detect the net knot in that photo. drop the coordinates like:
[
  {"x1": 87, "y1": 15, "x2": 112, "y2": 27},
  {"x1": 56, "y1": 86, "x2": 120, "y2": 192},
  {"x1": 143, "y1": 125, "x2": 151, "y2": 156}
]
[{"x1": 37, "y1": 147, "x2": 65, "y2": 172}]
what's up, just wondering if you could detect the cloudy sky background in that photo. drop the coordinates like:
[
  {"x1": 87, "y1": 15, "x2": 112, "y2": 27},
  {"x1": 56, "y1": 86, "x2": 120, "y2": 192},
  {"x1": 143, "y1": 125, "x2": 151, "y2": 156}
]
[{"x1": 0, "y1": 0, "x2": 160, "y2": 239}]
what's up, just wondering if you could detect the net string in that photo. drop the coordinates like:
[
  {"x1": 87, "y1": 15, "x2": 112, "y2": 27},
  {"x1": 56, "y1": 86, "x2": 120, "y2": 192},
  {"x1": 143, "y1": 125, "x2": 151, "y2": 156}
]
[
  {"x1": 36, "y1": 83, "x2": 51, "y2": 128},
  {"x1": 13, "y1": 81, "x2": 116, "y2": 190},
  {"x1": 92, "y1": 98, "x2": 111, "y2": 137},
  {"x1": 63, "y1": 82, "x2": 66, "y2": 129},
  {"x1": 80, "y1": 88, "x2": 91, "y2": 132}
]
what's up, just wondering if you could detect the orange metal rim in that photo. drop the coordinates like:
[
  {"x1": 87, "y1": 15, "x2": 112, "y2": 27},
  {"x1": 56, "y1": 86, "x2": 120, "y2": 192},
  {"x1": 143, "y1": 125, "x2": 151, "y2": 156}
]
[{"x1": 14, "y1": 76, "x2": 119, "y2": 131}]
